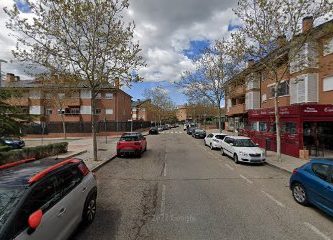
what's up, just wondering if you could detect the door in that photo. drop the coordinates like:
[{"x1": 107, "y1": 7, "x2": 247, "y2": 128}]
[
  {"x1": 14, "y1": 175, "x2": 63, "y2": 240},
  {"x1": 223, "y1": 137, "x2": 233, "y2": 157},
  {"x1": 55, "y1": 165, "x2": 87, "y2": 239},
  {"x1": 306, "y1": 163, "x2": 333, "y2": 213}
]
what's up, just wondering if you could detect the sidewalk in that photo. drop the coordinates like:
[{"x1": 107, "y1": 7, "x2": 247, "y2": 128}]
[{"x1": 204, "y1": 128, "x2": 306, "y2": 173}]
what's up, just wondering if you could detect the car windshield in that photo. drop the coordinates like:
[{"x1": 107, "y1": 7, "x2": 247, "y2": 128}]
[
  {"x1": 234, "y1": 139, "x2": 256, "y2": 147},
  {"x1": 215, "y1": 135, "x2": 226, "y2": 140},
  {"x1": 120, "y1": 135, "x2": 140, "y2": 141},
  {"x1": 0, "y1": 186, "x2": 25, "y2": 230}
]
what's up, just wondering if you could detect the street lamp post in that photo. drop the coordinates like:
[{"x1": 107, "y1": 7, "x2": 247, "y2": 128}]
[{"x1": 0, "y1": 59, "x2": 8, "y2": 87}]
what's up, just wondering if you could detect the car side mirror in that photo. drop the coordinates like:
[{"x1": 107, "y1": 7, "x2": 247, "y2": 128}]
[
  {"x1": 28, "y1": 209, "x2": 43, "y2": 231},
  {"x1": 255, "y1": 143, "x2": 259, "y2": 147}
]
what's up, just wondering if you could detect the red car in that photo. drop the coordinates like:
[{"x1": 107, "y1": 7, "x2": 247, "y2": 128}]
[{"x1": 117, "y1": 132, "x2": 147, "y2": 157}]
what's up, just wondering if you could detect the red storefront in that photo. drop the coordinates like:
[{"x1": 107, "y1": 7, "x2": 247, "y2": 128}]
[{"x1": 242, "y1": 104, "x2": 333, "y2": 157}]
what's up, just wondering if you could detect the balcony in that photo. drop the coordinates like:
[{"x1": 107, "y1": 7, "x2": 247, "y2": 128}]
[
  {"x1": 229, "y1": 85, "x2": 246, "y2": 97},
  {"x1": 227, "y1": 104, "x2": 246, "y2": 116}
]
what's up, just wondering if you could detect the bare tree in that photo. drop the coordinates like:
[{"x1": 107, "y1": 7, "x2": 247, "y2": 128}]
[
  {"x1": 144, "y1": 87, "x2": 176, "y2": 126},
  {"x1": 232, "y1": 0, "x2": 333, "y2": 160},
  {"x1": 5, "y1": 0, "x2": 145, "y2": 161},
  {"x1": 178, "y1": 40, "x2": 242, "y2": 132}
]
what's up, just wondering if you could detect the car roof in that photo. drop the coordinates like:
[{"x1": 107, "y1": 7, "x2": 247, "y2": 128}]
[
  {"x1": 226, "y1": 136, "x2": 250, "y2": 139},
  {"x1": 0, "y1": 158, "x2": 79, "y2": 187},
  {"x1": 211, "y1": 133, "x2": 227, "y2": 136},
  {"x1": 122, "y1": 132, "x2": 141, "y2": 135}
]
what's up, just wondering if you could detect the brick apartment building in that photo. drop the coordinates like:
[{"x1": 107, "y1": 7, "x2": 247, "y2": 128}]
[
  {"x1": 131, "y1": 99, "x2": 154, "y2": 122},
  {"x1": 176, "y1": 105, "x2": 189, "y2": 122},
  {"x1": 225, "y1": 17, "x2": 333, "y2": 158},
  {"x1": 1, "y1": 73, "x2": 135, "y2": 136}
]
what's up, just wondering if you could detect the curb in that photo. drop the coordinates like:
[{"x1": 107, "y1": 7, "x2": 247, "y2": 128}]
[
  {"x1": 91, "y1": 154, "x2": 118, "y2": 172},
  {"x1": 265, "y1": 161, "x2": 292, "y2": 174},
  {"x1": 64, "y1": 150, "x2": 88, "y2": 159}
]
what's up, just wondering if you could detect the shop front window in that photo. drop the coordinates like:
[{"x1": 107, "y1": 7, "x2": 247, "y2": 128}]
[
  {"x1": 251, "y1": 121, "x2": 259, "y2": 131},
  {"x1": 269, "y1": 122, "x2": 276, "y2": 133},
  {"x1": 281, "y1": 122, "x2": 297, "y2": 134},
  {"x1": 259, "y1": 122, "x2": 267, "y2": 132}
]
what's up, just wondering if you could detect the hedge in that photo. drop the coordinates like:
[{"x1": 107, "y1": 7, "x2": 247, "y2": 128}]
[{"x1": 0, "y1": 142, "x2": 68, "y2": 165}]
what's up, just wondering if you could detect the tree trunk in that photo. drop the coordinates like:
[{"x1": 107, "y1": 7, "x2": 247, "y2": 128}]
[
  {"x1": 91, "y1": 97, "x2": 98, "y2": 161},
  {"x1": 60, "y1": 114, "x2": 67, "y2": 139},
  {"x1": 274, "y1": 84, "x2": 281, "y2": 161},
  {"x1": 218, "y1": 106, "x2": 222, "y2": 133}
]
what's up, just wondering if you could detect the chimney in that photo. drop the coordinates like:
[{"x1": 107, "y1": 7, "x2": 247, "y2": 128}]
[
  {"x1": 277, "y1": 35, "x2": 287, "y2": 47},
  {"x1": 114, "y1": 77, "x2": 120, "y2": 89},
  {"x1": 302, "y1": 16, "x2": 313, "y2": 33},
  {"x1": 5, "y1": 73, "x2": 15, "y2": 82},
  {"x1": 246, "y1": 59, "x2": 255, "y2": 68}
]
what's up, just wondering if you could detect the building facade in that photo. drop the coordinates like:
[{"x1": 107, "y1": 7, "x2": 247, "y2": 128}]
[
  {"x1": 131, "y1": 99, "x2": 154, "y2": 122},
  {"x1": 225, "y1": 18, "x2": 333, "y2": 157},
  {"x1": 1, "y1": 74, "x2": 133, "y2": 134}
]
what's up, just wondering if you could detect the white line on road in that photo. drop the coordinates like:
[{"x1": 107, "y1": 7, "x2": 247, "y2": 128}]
[
  {"x1": 225, "y1": 163, "x2": 234, "y2": 171},
  {"x1": 160, "y1": 184, "x2": 166, "y2": 216},
  {"x1": 261, "y1": 190, "x2": 285, "y2": 208},
  {"x1": 240, "y1": 174, "x2": 253, "y2": 184},
  {"x1": 163, "y1": 161, "x2": 167, "y2": 177},
  {"x1": 304, "y1": 222, "x2": 331, "y2": 240}
]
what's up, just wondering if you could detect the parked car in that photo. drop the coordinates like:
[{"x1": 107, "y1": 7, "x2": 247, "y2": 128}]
[
  {"x1": 204, "y1": 133, "x2": 228, "y2": 150},
  {"x1": 117, "y1": 132, "x2": 147, "y2": 157},
  {"x1": 187, "y1": 126, "x2": 196, "y2": 135},
  {"x1": 221, "y1": 136, "x2": 265, "y2": 164},
  {"x1": 289, "y1": 159, "x2": 333, "y2": 217},
  {"x1": 162, "y1": 125, "x2": 169, "y2": 130},
  {"x1": 149, "y1": 127, "x2": 159, "y2": 135},
  {"x1": 0, "y1": 137, "x2": 25, "y2": 149},
  {"x1": 183, "y1": 124, "x2": 187, "y2": 131},
  {"x1": 192, "y1": 129, "x2": 206, "y2": 139},
  {"x1": 158, "y1": 126, "x2": 163, "y2": 132},
  {"x1": 0, "y1": 157, "x2": 97, "y2": 240}
]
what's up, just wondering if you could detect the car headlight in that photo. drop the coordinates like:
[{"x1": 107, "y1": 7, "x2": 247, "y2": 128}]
[
  {"x1": 239, "y1": 151, "x2": 248, "y2": 156},
  {"x1": 4, "y1": 140, "x2": 11, "y2": 144}
]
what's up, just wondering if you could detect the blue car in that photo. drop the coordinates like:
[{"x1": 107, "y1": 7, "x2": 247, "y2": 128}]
[{"x1": 290, "y1": 159, "x2": 333, "y2": 216}]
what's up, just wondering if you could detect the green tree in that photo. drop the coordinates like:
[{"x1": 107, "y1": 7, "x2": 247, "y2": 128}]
[
  {"x1": 0, "y1": 89, "x2": 32, "y2": 136},
  {"x1": 5, "y1": 0, "x2": 145, "y2": 161}
]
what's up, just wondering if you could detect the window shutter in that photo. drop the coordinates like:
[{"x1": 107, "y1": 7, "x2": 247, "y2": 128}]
[
  {"x1": 306, "y1": 73, "x2": 318, "y2": 102},
  {"x1": 290, "y1": 78, "x2": 298, "y2": 104}
]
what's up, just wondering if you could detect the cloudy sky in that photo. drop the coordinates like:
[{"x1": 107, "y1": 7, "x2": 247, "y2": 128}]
[{"x1": 0, "y1": 0, "x2": 239, "y2": 105}]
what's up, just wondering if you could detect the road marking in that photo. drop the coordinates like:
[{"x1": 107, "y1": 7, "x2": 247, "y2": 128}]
[
  {"x1": 225, "y1": 163, "x2": 234, "y2": 171},
  {"x1": 163, "y1": 154, "x2": 167, "y2": 177},
  {"x1": 304, "y1": 222, "x2": 331, "y2": 240},
  {"x1": 240, "y1": 174, "x2": 253, "y2": 184},
  {"x1": 160, "y1": 184, "x2": 166, "y2": 216},
  {"x1": 261, "y1": 190, "x2": 285, "y2": 208}
]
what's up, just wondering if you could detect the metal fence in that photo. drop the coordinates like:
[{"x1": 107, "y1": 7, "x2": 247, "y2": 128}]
[{"x1": 22, "y1": 121, "x2": 152, "y2": 135}]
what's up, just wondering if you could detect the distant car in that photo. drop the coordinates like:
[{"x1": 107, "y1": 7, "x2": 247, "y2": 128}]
[
  {"x1": 0, "y1": 137, "x2": 25, "y2": 149},
  {"x1": 183, "y1": 124, "x2": 187, "y2": 131},
  {"x1": 289, "y1": 159, "x2": 333, "y2": 217},
  {"x1": 158, "y1": 126, "x2": 163, "y2": 132},
  {"x1": 0, "y1": 157, "x2": 97, "y2": 240},
  {"x1": 204, "y1": 133, "x2": 228, "y2": 150},
  {"x1": 192, "y1": 129, "x2": 206, "y2": 139},
  {"x1": 117, "y1": 132, "x2": 147, "y2": 157},
  {"x1": 221, "y1": 136, "x2": 265, "y2": 164},
  {"x1": 187, "y1": 127, "x2": 196, "y2": 135},
  {"x1": 162, "y1": 125, "x2": 169, "y2": 130},
  {"x1": 149, "y1": 127, "x2": 159, "y2": 135}
]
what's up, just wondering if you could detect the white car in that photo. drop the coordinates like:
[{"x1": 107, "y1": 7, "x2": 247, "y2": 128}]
[
  {"x1": 204, "y1": 133, "x2": 228, "y2": 150},
  {"x1": 221, "y1": 136, "x2": 265, "y2": 164}
]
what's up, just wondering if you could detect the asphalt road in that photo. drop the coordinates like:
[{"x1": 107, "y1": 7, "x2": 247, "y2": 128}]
[{"x1": 71, "y1": 127, "x2": 333, "y2": 240}]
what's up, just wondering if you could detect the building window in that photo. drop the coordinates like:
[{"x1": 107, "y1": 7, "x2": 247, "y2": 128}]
[
  {"x1": 45, "y1": 108, "x2": 53, "y2": 115},
  {"x1": 323, "y1": 37, "x2": 333, "y2": 56},
  {"x1": 105, "y1": 93, "x2": 113, "y2": 99},
  {"x1": 96, "y1": 93, "x2": 102, "y2": 99},
  {"x1": 269, "y1": 81, "x2": 289, "y2": 98},
  {"x1": 259, "y1": 122, "x2": 267, "y2": 132},
  {"x1": 65, "y1": 107, "x2": 80, "y2": 115},
  {"x1": 251, "y1": 122, "x2": 259, "y2": 131},
  {"x1": 106, "y1": 109, "x2": 113, "y2": 115},
  {"x1": 58, "y1": 93, "x2": 65, "y2": 99},
  {"x1": 281, "y1": 122, "x2": 297, "y2": 134},
  {"x1": 95, "y1": 109, "x2": 102, "y2": 115},
  {"x1": 323, "y1": 76, "x2": 333, "y2": 92}
]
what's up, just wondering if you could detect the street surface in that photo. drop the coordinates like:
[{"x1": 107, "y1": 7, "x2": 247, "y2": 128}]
[{"x1": 71, "y1": 127, "x2": 333, "y2": 240}]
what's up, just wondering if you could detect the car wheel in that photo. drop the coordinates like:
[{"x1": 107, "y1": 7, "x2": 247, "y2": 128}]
[
  {"x1": 234, "y1": 154, "x2": 239, "y2": 164},
  {"x1": 204, "y1": 140, "x2": 207, "y2": 146},
  {"x1": 292, "y1": 183, "x2": 308, "y2": 206},
  {"x1": 82, "y1": 191, "x2": 97, "y2": 225},
  {"x1": 221, "y1": 148, "x2": 225, "y2": 156}
]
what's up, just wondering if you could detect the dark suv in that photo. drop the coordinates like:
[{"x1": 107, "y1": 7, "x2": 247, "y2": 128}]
[{"x1": 0, "y1": 157, "x2": 97, "y2": 240}]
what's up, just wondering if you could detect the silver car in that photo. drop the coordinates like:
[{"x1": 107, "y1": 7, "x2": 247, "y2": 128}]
[{"x1": 0, "y1": 158, "x2": 97, "y2": 240}]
